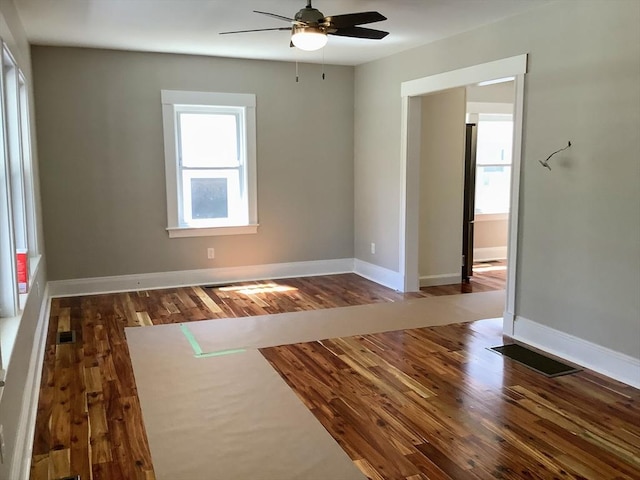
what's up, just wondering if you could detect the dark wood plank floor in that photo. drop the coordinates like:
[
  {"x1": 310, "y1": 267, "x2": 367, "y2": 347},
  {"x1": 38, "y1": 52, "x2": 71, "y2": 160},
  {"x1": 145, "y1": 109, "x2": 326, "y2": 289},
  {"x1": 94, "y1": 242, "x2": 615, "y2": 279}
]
[{"x1": 28, "y1": 263, "x2": 637, "y2": 480}]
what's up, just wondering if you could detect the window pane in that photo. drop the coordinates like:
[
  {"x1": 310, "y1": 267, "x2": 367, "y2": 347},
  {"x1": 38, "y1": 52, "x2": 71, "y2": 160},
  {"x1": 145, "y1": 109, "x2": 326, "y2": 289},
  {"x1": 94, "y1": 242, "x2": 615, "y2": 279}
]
[
  {"x1": 4, "y1": 55, "x2": 27, "y2": 252},
  {"x1": 476, "y1": 118, "x2": 513, "y2": 165},
  {"x1": 179, "y1": 113, "x2": 238, "y2": 168},
  {"x1": 475, "y1": 165, "x2": 511, "y2": 214},
  {"x1": 191, "y1": 177, "x2": 228, "y2": 219},
  {"x1": 181, "y1": 169, "x2": 245, "y2": 227},
  {"x1": 19, "y1": 75, "x2": 38, "y2": 257}
]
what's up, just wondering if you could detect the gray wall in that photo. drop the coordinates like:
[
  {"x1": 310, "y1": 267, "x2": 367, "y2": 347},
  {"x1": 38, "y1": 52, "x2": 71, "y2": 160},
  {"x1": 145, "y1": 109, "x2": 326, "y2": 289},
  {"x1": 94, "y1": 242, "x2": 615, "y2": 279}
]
[
  {"x1": 418, "y1": 89, "x2": 465, "y2": 283},
  {"x1": 32, "y1": 47, "x2": 355, "y2": 280},
  {"x1": 354, "y1": 0, "x2": 640, "y2": 358},
  {"x1": 0, "y1": 0, "x2": 48, "y2": 477}
]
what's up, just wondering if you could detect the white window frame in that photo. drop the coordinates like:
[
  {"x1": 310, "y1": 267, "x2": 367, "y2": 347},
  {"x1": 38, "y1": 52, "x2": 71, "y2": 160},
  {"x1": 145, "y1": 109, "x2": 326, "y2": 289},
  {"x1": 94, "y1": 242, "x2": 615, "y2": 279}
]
[
  {"x1": 0, "y1": 42, "x2": 40, "y2": 375},
  {"x1": 161, "y1": 90, "x2": 258, "y2": 238},
  {"x1": 0, "y1": 51, "x2": 15, "y2": 319},
  {"x1": 18, "y1": 71, "x2": 39, "y2": 259},
  {"x1": 0, "y1": 44, "x2": 39, "y2": 319}
]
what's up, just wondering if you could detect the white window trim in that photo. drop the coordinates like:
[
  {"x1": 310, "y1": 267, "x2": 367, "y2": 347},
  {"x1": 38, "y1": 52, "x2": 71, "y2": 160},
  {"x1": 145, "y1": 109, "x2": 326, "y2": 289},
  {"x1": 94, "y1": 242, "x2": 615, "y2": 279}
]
[
  {"x1": 161, "y1": 90, "x2": 258, "y2": 238},
  {"x1": 167, "y1": 224, "x2": 259, "y2": 238},
  {"x1": 0, "y1": 59, "x2": 39, "y2": 269},
  {"x1": 0, "y1": 40, "x2": 40, "y2": 378}
]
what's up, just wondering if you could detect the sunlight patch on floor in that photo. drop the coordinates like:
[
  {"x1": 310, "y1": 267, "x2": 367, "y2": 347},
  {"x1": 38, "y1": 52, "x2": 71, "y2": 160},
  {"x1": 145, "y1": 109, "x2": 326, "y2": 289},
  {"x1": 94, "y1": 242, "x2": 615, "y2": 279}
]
[
  {"x1": 218, "y1": 283, "x2": 298, "y2": 295},
  {"x1": 473, "y1": 263, "x2": 507, "y2": 273}
]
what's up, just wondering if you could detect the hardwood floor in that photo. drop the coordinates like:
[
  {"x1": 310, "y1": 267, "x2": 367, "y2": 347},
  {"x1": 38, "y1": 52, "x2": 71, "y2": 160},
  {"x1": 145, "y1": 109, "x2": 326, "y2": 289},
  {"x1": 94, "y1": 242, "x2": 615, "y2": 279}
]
[
  {"x1": 262, "y1": 320, "x2": 640, "y2": 479},
  {"x1": 30, "y1": 273, "x2": 428, "y2": 480},
  {"x1": 29, "y1": 266, "x2": 639, "y2": 479},
  {"x1": 421, "y1": 260, "x2": 507, "y2": 296}
]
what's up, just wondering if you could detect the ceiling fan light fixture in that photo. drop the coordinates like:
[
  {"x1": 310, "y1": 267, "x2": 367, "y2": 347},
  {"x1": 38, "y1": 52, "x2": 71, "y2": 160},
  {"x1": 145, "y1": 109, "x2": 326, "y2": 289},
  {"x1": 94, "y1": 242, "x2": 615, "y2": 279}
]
[{"x1": 291, "y1": 25, "x2": 328, "y2": 51}]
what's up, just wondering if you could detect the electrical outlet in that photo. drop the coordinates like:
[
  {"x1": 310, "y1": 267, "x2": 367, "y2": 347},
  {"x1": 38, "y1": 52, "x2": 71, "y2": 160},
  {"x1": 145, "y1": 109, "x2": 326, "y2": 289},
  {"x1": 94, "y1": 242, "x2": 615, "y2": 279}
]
[
  {"x1": 371, "y1": 243, "x2": 376, "y2": 254},
  {"x1": 207, "y1": 248, "x2": 215, "y2": 260}
]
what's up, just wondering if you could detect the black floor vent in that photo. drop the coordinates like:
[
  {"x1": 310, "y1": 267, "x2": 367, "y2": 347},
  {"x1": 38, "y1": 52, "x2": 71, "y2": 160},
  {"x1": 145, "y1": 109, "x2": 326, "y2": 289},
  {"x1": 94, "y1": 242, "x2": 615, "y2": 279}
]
[
  {"x1": 57, "y1": 476, "x2": 80, "y2": 480},
  {"x1": 489, "y1": 344, "x2": 581, "y2": 377},
  {"x1": 56, "y1": 330, "x2": 76, "y2": 345}
]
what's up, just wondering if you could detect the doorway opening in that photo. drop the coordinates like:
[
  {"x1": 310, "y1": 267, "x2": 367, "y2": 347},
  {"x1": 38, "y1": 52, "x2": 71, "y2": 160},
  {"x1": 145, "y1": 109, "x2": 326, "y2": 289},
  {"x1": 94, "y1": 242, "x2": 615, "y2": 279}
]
[{"x1": 399, "y1": 54, "x2": 527, "y2": 336}]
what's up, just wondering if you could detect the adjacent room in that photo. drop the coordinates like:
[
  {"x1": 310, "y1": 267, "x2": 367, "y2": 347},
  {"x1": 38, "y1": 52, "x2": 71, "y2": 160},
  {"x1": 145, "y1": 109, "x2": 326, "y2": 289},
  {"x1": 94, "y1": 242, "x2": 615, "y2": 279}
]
[{"x1": 0, "y1": 1, "x2": 638, "y2": 479}]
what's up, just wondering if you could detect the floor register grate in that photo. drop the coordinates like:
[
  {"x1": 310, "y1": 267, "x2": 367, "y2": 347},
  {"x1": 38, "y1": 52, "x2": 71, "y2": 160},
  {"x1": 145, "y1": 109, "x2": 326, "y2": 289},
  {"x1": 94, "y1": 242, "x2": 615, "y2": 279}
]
[
  {"x1": 56, "y1": 330, "x2": 77, "y2": 345},
  {"x1": 489, "y1": 343, "x2": 581, "y2": 377}
]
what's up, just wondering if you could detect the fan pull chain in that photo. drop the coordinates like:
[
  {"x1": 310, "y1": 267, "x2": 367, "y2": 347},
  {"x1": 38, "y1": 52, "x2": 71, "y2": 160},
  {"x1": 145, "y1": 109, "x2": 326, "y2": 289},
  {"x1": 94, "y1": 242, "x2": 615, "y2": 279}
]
[
  {"x1": 296, "y1": 59, "x2": 299, "y2": 83},
  {"x1": 322, "y1": 49, "x2": 325, "y2": 80}
]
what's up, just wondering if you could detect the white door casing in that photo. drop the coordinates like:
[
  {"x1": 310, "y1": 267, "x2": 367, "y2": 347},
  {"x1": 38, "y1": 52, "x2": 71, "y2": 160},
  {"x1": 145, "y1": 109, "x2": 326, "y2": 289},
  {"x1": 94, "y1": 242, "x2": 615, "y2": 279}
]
[{"x1": 399, "y1": 54, "x2": 528, "y2": 336}]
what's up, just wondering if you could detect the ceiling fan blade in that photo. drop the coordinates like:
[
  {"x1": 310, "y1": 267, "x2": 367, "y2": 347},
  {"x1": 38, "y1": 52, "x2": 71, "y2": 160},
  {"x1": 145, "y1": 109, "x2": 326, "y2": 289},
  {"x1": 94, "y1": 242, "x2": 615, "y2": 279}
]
[
  {"x1": 323, "y1": 11, "x2": 386, "y2": 28},
  {"x1": 329, "y1": 26, "x2": 389, "y2": 40},
  {"x1": 220, "y1": 27, "x2": 291, "y2": 35},
  {"x1": 253, "y1": 10, "x2": 295, "y2": 23}
]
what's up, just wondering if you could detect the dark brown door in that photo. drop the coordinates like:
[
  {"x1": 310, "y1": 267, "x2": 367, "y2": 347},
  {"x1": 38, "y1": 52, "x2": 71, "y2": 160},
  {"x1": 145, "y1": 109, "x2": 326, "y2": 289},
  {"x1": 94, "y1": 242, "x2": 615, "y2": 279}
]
[{"x1": 462, "y1": 123, "x2": 477, "y2": 282}]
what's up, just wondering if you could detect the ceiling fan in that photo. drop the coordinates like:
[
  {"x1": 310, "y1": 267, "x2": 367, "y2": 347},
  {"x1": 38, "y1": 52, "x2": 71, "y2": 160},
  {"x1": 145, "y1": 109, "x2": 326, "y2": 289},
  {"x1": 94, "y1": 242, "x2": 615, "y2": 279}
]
[{"x1": 220, "y1": 1, "x2": 389, "y2": 51}]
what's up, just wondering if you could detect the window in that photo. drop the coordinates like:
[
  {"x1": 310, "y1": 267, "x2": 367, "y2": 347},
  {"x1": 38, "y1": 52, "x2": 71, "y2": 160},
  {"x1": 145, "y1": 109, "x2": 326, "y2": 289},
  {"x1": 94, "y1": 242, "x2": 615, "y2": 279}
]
[
  {"x1": 0, "y1": 43, "x2": 39, "y2": 372},
  {"x1": 161, "y1": 90, "x2": 258, "y2": 238},
  {"x1": 0, "y1": 45, "x2": 37, "y2": 319},
  {"x1": 475, "y1": 114, "x2": 513, "y2": 215}
]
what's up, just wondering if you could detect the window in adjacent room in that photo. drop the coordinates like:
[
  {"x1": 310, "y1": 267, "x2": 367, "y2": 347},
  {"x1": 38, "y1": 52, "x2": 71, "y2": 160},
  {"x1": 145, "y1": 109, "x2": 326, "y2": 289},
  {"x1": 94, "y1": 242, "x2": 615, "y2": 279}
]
[
  {"x1": 474, "y1": 114, "x2": 513, "y2": 215},
  {"x1": 161, "y1": 90, "x2": 258, "y2": 238}
]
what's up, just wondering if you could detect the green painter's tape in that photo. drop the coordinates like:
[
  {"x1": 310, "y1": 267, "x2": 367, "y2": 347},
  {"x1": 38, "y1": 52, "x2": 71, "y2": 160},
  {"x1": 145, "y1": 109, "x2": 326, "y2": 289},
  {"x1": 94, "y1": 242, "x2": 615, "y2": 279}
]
[
  {"x1": 180, "y1": 323, "x2": 204, "y2": 356},
  {"x1": 180, "y1": 323, "x2": 246, "y2": 358},
  {"x1": 196, "y1": 348, "x2": 247, "y2": 358}
]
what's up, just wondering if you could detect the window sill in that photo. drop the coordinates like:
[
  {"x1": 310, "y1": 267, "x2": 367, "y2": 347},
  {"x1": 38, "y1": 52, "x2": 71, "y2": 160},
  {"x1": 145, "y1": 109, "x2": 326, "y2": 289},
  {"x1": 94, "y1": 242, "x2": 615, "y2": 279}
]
[
  {"x1": 475, "y1": 213, "x2": 509, "y2": 222},
  {"x1": 1, "y1": 254, "x2": 42, "y2": 382},
  {"x1": 167, "y1": 224, "x2": 259, "y2": 238}
]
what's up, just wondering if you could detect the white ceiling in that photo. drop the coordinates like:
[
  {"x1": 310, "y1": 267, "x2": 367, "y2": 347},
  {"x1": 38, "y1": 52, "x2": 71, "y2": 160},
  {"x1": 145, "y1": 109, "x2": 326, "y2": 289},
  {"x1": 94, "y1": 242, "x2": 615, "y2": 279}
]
[{"x1": 14, "y1": 0, "x2": 548, "y2": 66}]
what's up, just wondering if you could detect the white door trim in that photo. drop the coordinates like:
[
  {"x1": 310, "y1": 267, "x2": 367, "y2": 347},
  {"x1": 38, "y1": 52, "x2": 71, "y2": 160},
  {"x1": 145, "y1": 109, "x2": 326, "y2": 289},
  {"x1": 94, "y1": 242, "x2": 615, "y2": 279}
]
[{"x1": 399, "y1": 54, "x2": 528, "y2": 337}]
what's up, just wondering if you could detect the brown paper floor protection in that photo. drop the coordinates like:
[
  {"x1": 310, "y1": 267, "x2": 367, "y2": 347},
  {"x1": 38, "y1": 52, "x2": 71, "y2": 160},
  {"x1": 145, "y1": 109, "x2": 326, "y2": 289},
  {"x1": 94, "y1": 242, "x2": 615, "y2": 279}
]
[{"x1": 126, "y1": 290, "x2": 504, "y2": 479}]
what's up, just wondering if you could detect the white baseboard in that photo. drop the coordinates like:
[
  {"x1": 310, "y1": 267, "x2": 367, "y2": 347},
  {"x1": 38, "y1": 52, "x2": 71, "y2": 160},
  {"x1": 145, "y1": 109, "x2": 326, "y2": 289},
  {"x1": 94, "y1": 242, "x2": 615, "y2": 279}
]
[
  {"x1": 419, "y1": 273, "x2": 460, "y2": 287},
  {"x1": 473, "y1": 246, "x2": 507, "y2": 262},
  {"x1": 512, "y1": 316, "x2": 640, "y2": 389},
  {"x1": 48, "y1": 258, "x2": 355, "y2": 297},
  {"x1": 13, "y1": 285, "x2": 51, "y2": 480},
  {"x1": 353, "y1": 259, "x2": 403, "y2": 291},
  {"x1": 502, "y1": 310, "x2": 515, "y2": 336}
]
